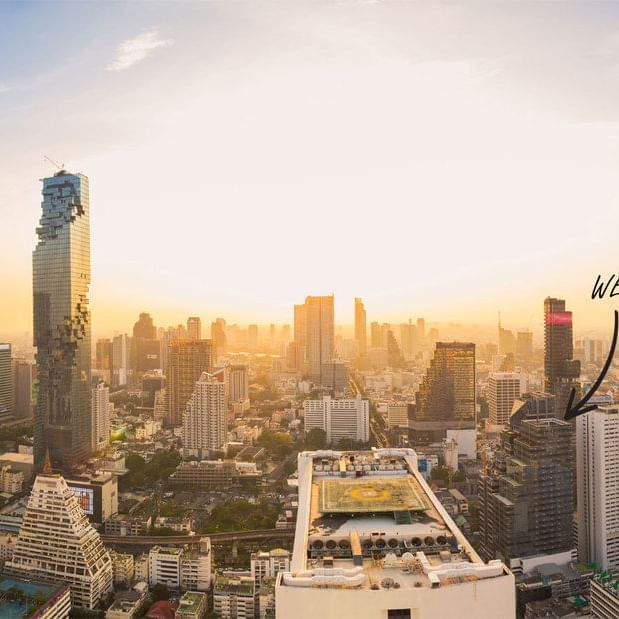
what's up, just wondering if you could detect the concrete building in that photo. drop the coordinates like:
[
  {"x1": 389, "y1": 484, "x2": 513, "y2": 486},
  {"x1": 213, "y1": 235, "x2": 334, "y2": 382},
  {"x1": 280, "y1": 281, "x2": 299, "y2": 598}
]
[
  {"x1": 304, "y1": 395, "x2": 369, "y2": 445},
  {"x1": 5, "y1": 470, "x2": 113, "y2": 608},
  {"x1": 577, "y1": 406, "x2": 619, "y2": 570},
  {"x1": 106, "y1": 591, "x2": 146, "y2": 619},
  {"x1": 170, "y1": 459, "x2": 260, "y2": 488},
  {"x1": 92, "y1": 380, "x2": 111, "y2": 451},
  {"x1": 228, "y1": 364, "x2": 249, "y2": 407},
  {"x1": 0, "y1": 343, "x2": 13, "y2": 418},
  {"x1": 0, "y1": 576, "x2": 71, "y2": 619},
  {"x1": 276, "y1": 449, "x2": 514, "y2": 618},
  {"x1": 590, "y1": 571, "x2": 619, "y2": 618},
  {"x1": 303, "y1": 295, "x2": 334, "y2": 385},
  {"x1": 387, "y1": 402, "x2": 409, "y2": 429},
  {"x1": 487, "y1": 372, "x2": 522, "y2": 429},
  {"x1": 250, "y1": 548, "x2": 290, "y2": 586},
  {"x1": 66, "y1": 471, "x2": 118, "y2": 524},
  {"x1": 167, "y1": 340, "x2": 215, "y2": 426},
  {"x1": 182, "y1": 372, "x2": 227, "y2": 458},
  {"x1": 176, "y1": 591, "x2": 207, "y2": 619},
  {"x1": 187, "y1": 316, "x2": 202, "y2": 341},
  {"x1": 112, "y1": 334, "x2": 130, "y2": 387},
  {"x1": 104, "y1": 514, "x2": 152, "y2": 537},
  {"x1": 354, "y1": 297, "x2": 367, "y2": 357},
  {"x1": 0, "y1": 465, "x2": 23, "y2": 493},
  {"x1": 110, "y1": 550, "x2": 135, "y2": 586},
  {"x1": 214, "y1": 572, "x2": 257, "y2": 619},
  {"x1": 148, "y1": 541, "x2": 212, "y2": 592}
]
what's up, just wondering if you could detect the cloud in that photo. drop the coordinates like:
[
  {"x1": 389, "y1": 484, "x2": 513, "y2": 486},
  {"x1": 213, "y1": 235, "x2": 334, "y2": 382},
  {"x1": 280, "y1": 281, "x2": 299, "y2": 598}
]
[
  {"x1": 0, "y1": 84, "x2": 11, "y2": 94},
  {"x1": 106, "y1": 28, "x2": 172, "y2": 71}
]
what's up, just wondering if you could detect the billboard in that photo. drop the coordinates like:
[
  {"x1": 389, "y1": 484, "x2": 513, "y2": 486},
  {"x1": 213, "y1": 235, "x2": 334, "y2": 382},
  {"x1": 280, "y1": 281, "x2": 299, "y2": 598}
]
[{"x1": 68, "y1": 486, "x2": 94, "y2": 516}]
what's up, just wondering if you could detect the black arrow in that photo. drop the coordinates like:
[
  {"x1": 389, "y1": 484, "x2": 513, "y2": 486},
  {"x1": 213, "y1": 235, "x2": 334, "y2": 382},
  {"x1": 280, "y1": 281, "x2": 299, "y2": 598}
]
[{"x1": 564, "y1": 309, "x2": 618, "y2": 420}]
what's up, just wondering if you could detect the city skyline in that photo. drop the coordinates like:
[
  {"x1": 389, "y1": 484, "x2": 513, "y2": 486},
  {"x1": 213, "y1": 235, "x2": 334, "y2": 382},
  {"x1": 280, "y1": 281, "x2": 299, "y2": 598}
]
[{"x1": 3, "y1": 2, "x2": 619, "y2": 335}]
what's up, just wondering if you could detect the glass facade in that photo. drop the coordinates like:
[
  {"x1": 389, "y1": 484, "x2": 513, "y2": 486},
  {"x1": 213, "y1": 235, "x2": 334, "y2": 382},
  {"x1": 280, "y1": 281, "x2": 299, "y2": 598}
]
[{"x1": 33, "y1": 171, "x2": 92, "y2": 471}]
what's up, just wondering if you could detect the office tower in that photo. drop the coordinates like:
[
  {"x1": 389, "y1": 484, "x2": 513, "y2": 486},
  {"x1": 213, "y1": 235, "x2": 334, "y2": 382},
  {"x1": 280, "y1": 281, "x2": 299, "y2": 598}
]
[
  {"x1": 510, "y1": 391, "x2": 557, "y2": 421},
  {"x1": 544, "y1": 297, "x2": 580, "y2": 412},
  {"x1": 488, "y1": 372, "x2": 522, "y2": 428},
  {"x1": 11, "y1": 358, "x2": 33, "y2": 418},
  {"x1": 293, "y1": 304, "x2": 307, "y2": 367},
  {"x1": 576, "y1": 406, "x2": 619, "y2": 570},
  {"x1": 498, "y1": 315, "x2": 516, "y2": 356},
  {"x1": 320, "y1": 359, "x2": 348, "y2": 393},
  {"x1": 91, "y1": 381, "x2": 110, "y2": 451},
  {"x1": 131, "y1": 312, "x2": 160, "y2": 374},
  {"x1": 415, "y1": 342, "x2": 476, "y2": 424},
  {"x1": 399, "y1": 320, "x2": 416, "y2": 360},
  {"x1": 228, "y1": 364, "x2": 249, "y2": 404},
  {"x1": 182, "y1": 372, "x2": 227, "y2": 457},
  {"x1": 33, "y1": 170, "x2": 92, "y2": 471},
  {"x1": 386, "y1": 402, "x2": 409, "y2": 429},
  {"x1": 286, "y1": 341, "x2": 304, "y2": 371},
  {"x1": 303, "y1": 395, "x2": 369, "y2": 444},
  {"x1": 167, "y1": 340, "x2": 215, "y2": 426},
  {"x1": 370, "y1": 322, "x2": 390, "y2": 349},
  {"x1": 0, "y1": 344, "x2": 13, "y2": 416},
  {"x1": 112, "y1": 333, "x2": 130, "y2": 387},
  {"x1": 516, "y1": 331, "x2": 533, "y2": 368},
  {"x1": 276, "y1": 449, "x2": 515, "y2": 619},
  {"x1": 211, "y1": 318, "x2": 227, "y2": 357},
  {"x1": 6, "y1": 469, "x2": 113, "y2": 608},
  {"x1": 417, "y1": 317, "x2": 426, "y2": 341},
  {"x1": 159, "y1": 328, "x2": 180, "y2": 375},
  {"x1": 187, "y1": 316, "x2": 201, "y2": 340},
  {"x1": 95, "y1": 338, "x2": 112, "y2": 372},
  {"x1": 354, "y1": 298, "x2": 367, "y2": 356},
  {"x1": 304, "y1": 295, "x2": 334, "y2": 385},
  {"x1": 478, "y1": 412, "x2": 574, "y2": 566}
]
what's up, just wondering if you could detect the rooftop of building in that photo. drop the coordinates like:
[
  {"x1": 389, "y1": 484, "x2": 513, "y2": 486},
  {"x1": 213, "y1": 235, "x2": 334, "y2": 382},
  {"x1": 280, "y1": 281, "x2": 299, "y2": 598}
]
[
  {"x1": 592, "y1": 569, "x2": 619, "y2": 597},
  {"x1": 0, "y1": 577, "x2": 68, "y2": 619},
  {"x1": 283, "y1": 448, "x2": 510, "y2": 592},
  {"x1": 176, "y1": 591, "x2": 206, "y2": 615},
  {"x1": 215, "y1": 573, "x2": 255, "y2": 594}
]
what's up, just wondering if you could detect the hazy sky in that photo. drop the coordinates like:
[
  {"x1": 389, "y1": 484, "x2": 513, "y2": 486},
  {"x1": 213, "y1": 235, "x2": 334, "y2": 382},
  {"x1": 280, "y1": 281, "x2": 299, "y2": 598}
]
[{"x1": 2, "y1": 1, "x2": 619, "y2": 338}]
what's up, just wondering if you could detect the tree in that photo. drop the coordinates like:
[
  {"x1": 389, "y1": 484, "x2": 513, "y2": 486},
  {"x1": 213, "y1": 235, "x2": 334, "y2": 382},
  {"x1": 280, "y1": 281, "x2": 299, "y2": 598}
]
[
  {"x1": 151, "y1": 583, "x2": 170, "y2": 601},
  {"x1": 305, "y1": 428, "x2": 327, "y2": 450}
]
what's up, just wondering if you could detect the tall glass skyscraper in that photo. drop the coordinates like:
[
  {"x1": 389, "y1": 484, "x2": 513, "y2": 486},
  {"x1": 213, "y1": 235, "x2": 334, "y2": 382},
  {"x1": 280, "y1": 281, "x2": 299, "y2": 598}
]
[{"x1": 33, "y1": 170, "x2": 92, "y2": 471}]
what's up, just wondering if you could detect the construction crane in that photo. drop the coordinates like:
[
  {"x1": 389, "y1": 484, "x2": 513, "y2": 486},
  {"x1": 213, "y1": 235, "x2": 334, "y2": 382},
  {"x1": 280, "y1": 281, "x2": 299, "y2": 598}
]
[{"x1": 44, "y1": 155, "x2": 65, "y2": 172}]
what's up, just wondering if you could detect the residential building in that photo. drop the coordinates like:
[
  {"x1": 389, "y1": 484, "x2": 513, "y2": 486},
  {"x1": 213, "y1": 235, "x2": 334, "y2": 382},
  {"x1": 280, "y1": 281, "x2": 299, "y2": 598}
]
[
  {"x1": 11, "y1": 358, "x2": 32, "y2": 418},
  {"x1": 149, "y1": 546, "x2": 183, "y2": 589},
  {"x1": 110, "y1": 550, "x2": 135, "y2": 586},
  {"x1": 275, "y1": 449, "x2": 515, "y2": 618},
  {"x1": 167, "y1": 340, "x2": 215, "y2": 426},
  {"x1": 590, "y1": 571, "x2": 619, "y2": 618},
  {"x1": 228, "y1": 364, "x2": 249, "y2": 405},
  {"x1": 303, "y1": 395, "x2": 369, "y2": 444},
  {"x1": 33, "y1": 171, "x2": 93, "y2": 471},
  {"x1": 105, "y1": 514, "x2": 152, "y2": 537},
  {"x1": 112, "y1": 334, "x2": 130, "y2": 387},
  {"x1": 251, "y1": 549, "x2": 290, "y2": 586},
  {"x1": 182, "y1": 372, "x2": 227, "y2": 458},
  {"x1": 106, "y1": 591, "x2": 146, "y2": 619},
  {"x1": 0, "y1": 343, "x2": 13, "y2": 417},
  {"x1": 214, "y1": 572, "x2": 257, "y2": 619},
  {"x1": 577, "y1": 406, "x2": 619, "y2": 570},
  {"x1": 386, "y1": 402, "x2": 409, "y2": 429},
  {"x1": 0, "y1": 577, "x2": 71, "y2": 619},
  {"x1": 5, "y1": 469, "x2": 113, "y2": 608},
  {"x1": 176, "y1": 591, "x2": 207, "y2": 619},
  {"x1": 488, "y1": 372, "x2": 522, "y2": 429},
  {"x1": 92, "y1": 380, "x2": 111, "y2": 451},
  {"x1": 148, "y1": 542, "x2": 212, "y2": 592},
  {"x1": 187, "y1": 317, "x2": 202, "y2": 341},
  {"x1": 303, "y1": 295, "x2": 334, "y2": 385},
  {"x1": 0, "y1": 466, "x2": 23, "y2": 493}
]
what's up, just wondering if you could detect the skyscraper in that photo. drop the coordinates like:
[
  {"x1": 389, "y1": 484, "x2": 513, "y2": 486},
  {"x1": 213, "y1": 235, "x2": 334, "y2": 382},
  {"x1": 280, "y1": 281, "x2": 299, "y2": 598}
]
[
  {"x1": 5, "y1": 469, "x2": 113, "y2": 608},
  {"x1": 0, "y1": 343, "x2": 12, "y2": 417},
  {"x1": 576, "y1": 406, "x2": 619, "y2": 570},
  {"x1": 415, "y1": 342, "x2": 476, "y2": 424},
  {"x1": 544, "y1": 297, "x2": 580, "y2": 413},
  {"x1": 354, "y1": 298, "x2": 367, "y2": 356},
  {"x1": 112, "y1": 333, "x2": 130, "y2": 387},
  {"x1": 182, "y1": 372, "x2": 227, "y2": 457},
  {"x1": 488, "y1": 372, "x2": 522, "y2": 429},
  {"x1": 303, "y1": 395, "x2": 370, "y2": 444},
  {"x1": 293, "y1": 304, "x2": 307, "y2": 367},
  {"x1": 228, "y1": 364, "x2": 249, "y2": 405},
  {"x1": 11, "y1": 358, "x2": 33, "y2": 418},
  {"x1": 515, "y1": 331, "x2": 533, "y2": 368},
  {"x1": 478, "y1": 405, "x2": 574, "y2": 566},
  {"x1": 33, "y1": 170, "x2": 92, "y2": 471},
  {"x1": 131, "y1": 312, "x2": 160, "y2": 375},
  {"x1": 167, "y1": 340, "x2": 215, "y2": 425},
  {"x1": 304, "y1": 295, "x2": 334, "y2": 385},
  {"x1": 91, "y1": 381, "x2": 111, "y2": 451},
  {"x1": 187, "y1": 316, "x2": 201, "y2": 340},
  {"x1": 211, "y1": 318, "x2": 226, "y2": 358}
]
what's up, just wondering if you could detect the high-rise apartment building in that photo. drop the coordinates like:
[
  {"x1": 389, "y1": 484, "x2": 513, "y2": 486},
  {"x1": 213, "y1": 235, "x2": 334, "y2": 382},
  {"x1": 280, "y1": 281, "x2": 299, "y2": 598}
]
[
  {"x1": 95, "y1": 338, "x2": 113, "y2": 372},
  {"x1": 92, "y1": 381, "x2": 111, "y2": 451},
  {"x1": 303, "y1": 395, "x2": 369, "y2": 444},
  {"x1": 211, "y1": 318, "x2": 227, "y2": 358},
  {"x1": 415, "y1": 342, "x2": 475, "y2": 424},
  {"x1": 182, "y1": 372, "x2": 227, "y2": 458},
  {"x1": 6, "y1": 469, "x2": 113, "y2": 608},
  {"x1": 11, "y1": 358, "x2": 33, "y2": 418},
  {"x1": 544, "y1": 297, "x2": 580, "y2": 413},
  {"x1": 167, "y1": 339, "x2": 215, "y2": 425},
  {"x1": 187, "y1": 316, "x2": 201, "y2": 340},
  {"x1": 33, "y1": 171, "x2": 92, "y2": 471},
  {"x1": 488, "y1": 372, "x2": 522, "y2": 428},
  {"x1": 399, "y1": 320, "x2": 416, "y2": 360},
  {"x1": 516, "y1": 331, "x2": 534, "y2": 368},
  {"x1": 576, "y1": 406, "x2": 619, "y2": 570},
  {"x1": 228, "y1": 364, "x2": 249, "y2": 405},
  {"x1": 0, "y1": 344, "x2": 13, "y2": 417},
  {"x1": 131, "y1": 312, "x2": 160, "y2": 375},
  {"x1": 112, "y1": 333, "x2": 130, "y2": 387},
  {"x1": 354, "y1": 298, "x2": 367, "y2": 357},
  {"x1": 304, "y1": 295, "x2": 334, "y2": 385},
  {"x1": 478, "y1": 407, "x2": 574, "y2": 568}
]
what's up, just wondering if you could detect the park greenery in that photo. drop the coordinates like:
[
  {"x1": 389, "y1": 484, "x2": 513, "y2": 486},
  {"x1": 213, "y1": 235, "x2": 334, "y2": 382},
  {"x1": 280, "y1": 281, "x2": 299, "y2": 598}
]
[
  {"x1": 200, "y1": 499, "x2": 279, "y2": 534},
  {"x1": 122, "y1": 450, "x2": 181, "y2": 490}
]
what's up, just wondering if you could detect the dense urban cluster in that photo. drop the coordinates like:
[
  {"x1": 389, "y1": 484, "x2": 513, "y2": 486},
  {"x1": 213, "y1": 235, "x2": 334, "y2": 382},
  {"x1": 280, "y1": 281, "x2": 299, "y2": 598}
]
[{"x1": 0, "y1": 170, "x2": 618, "y2": 619}]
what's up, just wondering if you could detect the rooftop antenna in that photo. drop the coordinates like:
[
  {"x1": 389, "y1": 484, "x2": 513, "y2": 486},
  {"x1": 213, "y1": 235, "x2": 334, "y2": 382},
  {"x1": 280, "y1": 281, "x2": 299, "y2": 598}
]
[{"x1": 44, "y1": 155, "x2": 64, "y2": 172}]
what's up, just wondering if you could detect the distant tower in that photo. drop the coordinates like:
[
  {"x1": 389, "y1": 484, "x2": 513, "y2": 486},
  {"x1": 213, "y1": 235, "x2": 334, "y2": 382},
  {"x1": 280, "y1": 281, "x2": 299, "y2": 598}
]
[
  {"x1": 5, "y1": 471, "x2": 113, "y2": 608},
  {"x1": 33, "y1": 170, "x2": 92, "y2": 471},
  {"x1": 354, "y1": 298, "x2": 367, "y2": 356},
  {"x1": 0, "y1": 343, "x2": 12, "y2": 417},
  {"x1": 544, "y1": 297, "x2": 580, "y2": 412},
  {"x1": 304, "y1": 296, "x2": 335, "y2": 385},
  {"x1": 187, "y1": 316, "x2": 202, "y2": 340}
]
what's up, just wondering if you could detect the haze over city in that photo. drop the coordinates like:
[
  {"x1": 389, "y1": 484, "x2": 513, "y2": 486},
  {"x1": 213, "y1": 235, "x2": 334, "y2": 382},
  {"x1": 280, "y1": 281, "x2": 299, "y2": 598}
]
[{"x1": 3, "y1": 2, "x2": 619, "y2": 337}]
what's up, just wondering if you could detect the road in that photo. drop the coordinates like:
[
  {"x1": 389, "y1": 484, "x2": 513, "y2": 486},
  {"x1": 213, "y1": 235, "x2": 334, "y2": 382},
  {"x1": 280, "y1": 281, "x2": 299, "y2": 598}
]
[{"x1": 100, "y1": 528, "x2": 295, "y2": 546}]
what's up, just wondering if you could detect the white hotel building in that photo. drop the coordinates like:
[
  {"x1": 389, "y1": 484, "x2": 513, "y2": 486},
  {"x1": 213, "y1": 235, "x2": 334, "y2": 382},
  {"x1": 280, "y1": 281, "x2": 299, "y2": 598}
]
[
  {"x1": 304, "y1": 395, "x2": 369, "y2": 444},
  {"x1": 275, "y1": 448, "x2": 515, "y2": 618}
]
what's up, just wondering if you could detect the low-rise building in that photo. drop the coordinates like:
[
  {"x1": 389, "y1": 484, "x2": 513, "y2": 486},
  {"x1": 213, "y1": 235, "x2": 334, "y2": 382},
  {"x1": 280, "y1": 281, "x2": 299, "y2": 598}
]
[
  {"x1": 134, "y1": 554, "x2": 149, "y2": 582},
  {"x1": 170, "y1": 459, "x2": 260, "y2": 489},
  {"x1": 0, "y1": 466, "x2": 23, "y2": 493},
  {"x1": 105, "y1": 514, "x2": 152, "y2": 536},
  {"x1": 586, "y1": 571, "x2": 619, "y2": 618},
  {"x1": 214, "y1": 572, "x2": 257, "y2": 619},
  {"x1": 65, "y1": 471, "x2": 118, "y2": 524},
  {"x1": 251, "y1": 549, "x2": 291, "y2": 586},
  {"x1": 106, "y1": 591, "x2": 146, "y2": 619},
  {"x1": 148, "y1": 541, "x2": 212, "y2": 592},
  {"x1": 176, "y1": 591, "x2": 207, "y2": 619},
  {"x1": 0, "y1": 576, "x2": 71, "y2": 619},
  {"x1": 110, "y1": 550, "x2": 135, "y2": 586}
]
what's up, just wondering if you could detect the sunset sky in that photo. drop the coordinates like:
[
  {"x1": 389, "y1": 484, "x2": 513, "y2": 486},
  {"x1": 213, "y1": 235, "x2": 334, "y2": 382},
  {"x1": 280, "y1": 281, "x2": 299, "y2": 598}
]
[{"x1": 2, "y1": 1, "x2": 619, "y2": 339}]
